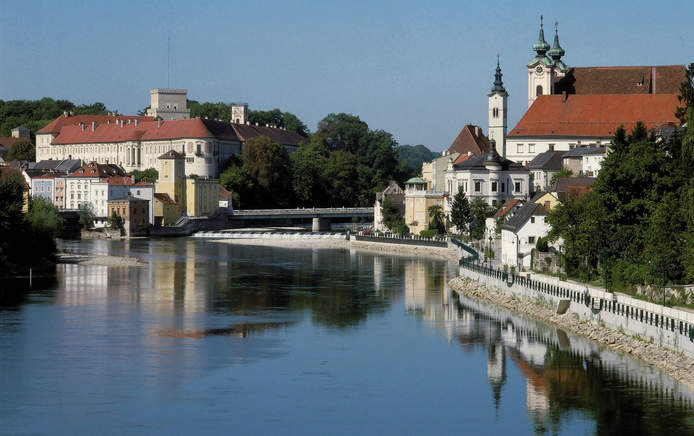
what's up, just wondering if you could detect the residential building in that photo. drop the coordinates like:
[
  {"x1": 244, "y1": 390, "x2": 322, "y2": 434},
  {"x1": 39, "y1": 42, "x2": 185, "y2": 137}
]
[
  {"x1": 530, "y1": 191, "x2": 559, "y2": 211},
  {"x1": 488, "y1": 198, "x2": 523, "y2": 237},
  {"x1": 501, "y1": 202, "x2": 551, "y2": 269},
  {"x1": 31, "y1": 175, "x2": 55, "y2": 204},
  {"x1": 107, "y1": 197, "x2": 150, "y2": 236},
  {"x1": 65, "y1": 162, "x2": 125, "y2": 211},
  {"x1": 404, "y1": 177, "x2": 443, "y2": 235},
  {"x1": 374, "y1": 181, "x2": 405, "y2": 231},
  {"x1": 581, "y1": 147, "x2": 606, "y2": 176},
  {"x1": 549, "y1": 177, "x2": 596, "y2": 201},
  {"x1": 422, "y1": 153, "x2": 460, "y2": 191},
  {"x1": 185, "y1": 177, "x2": 218, "y2": 217},
  {"x1": 444, "y1": 140, "x2": 529, "y2": 210},
  {"x1": 527, "y1": 150, "x2": 565, "y2": 193}
]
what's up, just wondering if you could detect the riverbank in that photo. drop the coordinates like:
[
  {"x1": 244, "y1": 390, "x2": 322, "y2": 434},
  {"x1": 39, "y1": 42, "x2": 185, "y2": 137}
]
[
  {"x1": 449, "y1": 276, "x2": 694, "y2": 391},
  {"x1": 349, "y1": 240, "x2": 459, "y2": 262}
]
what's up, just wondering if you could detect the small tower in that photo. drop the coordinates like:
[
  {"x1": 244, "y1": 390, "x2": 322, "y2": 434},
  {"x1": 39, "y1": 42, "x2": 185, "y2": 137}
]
[
  {"x1": 488, "y1": 56, "x2": 508, "y2": 157},
  {"x1": 231, "y1": 103, "x2": 248, "y2": 124},
  {"x1": 547, "y1": 21, "x2": 568, "y2": 76},
  {"x1": 147, "y1": 89, "x2": 190, "y2": 120},
  {"x1": 527, "y1": 16, "x2": 554, "y2": 108}
]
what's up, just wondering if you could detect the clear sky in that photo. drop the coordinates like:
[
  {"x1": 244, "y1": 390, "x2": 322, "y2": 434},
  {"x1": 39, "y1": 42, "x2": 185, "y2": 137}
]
[{"x1": 1, "y1": 0, "x2": 692, "y2": 151}]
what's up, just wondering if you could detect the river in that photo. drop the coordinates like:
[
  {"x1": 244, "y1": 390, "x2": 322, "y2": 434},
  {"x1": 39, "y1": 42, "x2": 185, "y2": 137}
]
[{"x1": 1, "y1": 238, "x2": 693, "y2": 435}]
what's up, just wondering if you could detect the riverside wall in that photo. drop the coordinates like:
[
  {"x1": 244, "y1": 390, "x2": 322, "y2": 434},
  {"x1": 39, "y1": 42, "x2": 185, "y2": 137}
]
[{"x1": 457, "y1": 261, "x2": 694, "y2": 358}]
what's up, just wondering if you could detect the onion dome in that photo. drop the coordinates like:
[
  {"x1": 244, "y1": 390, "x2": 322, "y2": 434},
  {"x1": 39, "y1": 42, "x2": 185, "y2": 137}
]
[
  {"x1": 484, "y1": 139, "x2": 503, "y2": 166},
  {"x1": 547, "y1": 22, "x2": 565, "y2": 59},
  {"x1": 532, "y1": 16, "x2": 550, "y2": 55}
]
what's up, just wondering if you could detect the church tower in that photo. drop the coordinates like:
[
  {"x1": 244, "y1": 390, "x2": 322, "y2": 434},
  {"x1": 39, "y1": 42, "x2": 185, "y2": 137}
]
[
  {"x1": 527, "y1": 16, "x2": 553, "y2": 108},
  {"x1": 488, "y1": 57, "x2": 508, "y2": 157}
]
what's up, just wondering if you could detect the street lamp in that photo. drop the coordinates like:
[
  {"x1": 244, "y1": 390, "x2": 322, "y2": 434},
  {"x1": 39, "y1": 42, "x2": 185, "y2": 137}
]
[{"x1": 488, "y1": 235, "x2": 493, "y2": 264}]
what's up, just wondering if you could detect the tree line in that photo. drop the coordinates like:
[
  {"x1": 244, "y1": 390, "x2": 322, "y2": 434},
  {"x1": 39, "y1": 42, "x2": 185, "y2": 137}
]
[
  {"x1": 221, "y1": 113, "x2": 417, "y2": 209},
  {"x1": 546, "y1": 63, "x2": 694, "y2": 294}
]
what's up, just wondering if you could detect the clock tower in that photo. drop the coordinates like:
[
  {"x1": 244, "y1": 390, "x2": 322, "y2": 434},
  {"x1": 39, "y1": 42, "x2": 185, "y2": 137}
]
[
  {"x1": 527, "y1": 18, "x2": 568, "y2": 108},
  {"x1": 488, "y1": 57, "x2": 508, "y2": 157}
]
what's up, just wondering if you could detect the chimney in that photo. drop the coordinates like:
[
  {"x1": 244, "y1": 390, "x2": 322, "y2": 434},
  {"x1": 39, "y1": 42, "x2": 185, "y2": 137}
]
[
  {"x1": 63, "y1": 111, "x2": 69, "y2": 118},
  {"x1": 91, "y1": 121, "x2": 96, "y2": 132},
  {"x1": 81, "y1": 124, "x2": 86, "y2": 132},
  {"x1": 651, "y1": 66, "x2": 656, "y2": 94},
  {"x1": 127, "y1": 119, "x2": 131, "y2": 125},
  {"x1": 157, "y1": 119, "x2": 162, "y2": 128},
  {"x1": 131, "y1": 175, "x2": 135, "y2": 184},
  {"x1": 475, "y1": 126, "x2": 479, "y2": 135}
]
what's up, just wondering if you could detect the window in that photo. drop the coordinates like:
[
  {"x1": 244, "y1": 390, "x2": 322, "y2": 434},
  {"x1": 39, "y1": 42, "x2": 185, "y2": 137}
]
[
  {"x1": 514, "y1": 181, "x2": 521, "y2": 193},
  {"x1": 474, "y1": 181, "x2": 481, "y2": 192},
  {"x1": 517, "y1": 144, "x2": 524, "y2": 153},
  {"x1": 186, "y1": 157, "x2": 194, "y2": 163},
  {"x1": 531, "y1": 217, "x2": 535, "y2": 223},
  {"x1": 528, "y1": 144, "x2": 535, "y2": 153},
  {"x1": 528, "y1": 236, "x2": 536, "y2": 244},
  {"x1": 491, "y1": 181, "x2": 497, "y2": 192},
  {"x1": 536, "y1": 85, "x2": 543, "y2": 97},
  {"x1": 569, "y1": 143, "x2": 576, "y2": 150},
  {"x1": 501, "y1": 183, "x2": 505, "y2": 193},
  {"x1": 548, "y1": 144, "x2": 555, "y2": 151}
]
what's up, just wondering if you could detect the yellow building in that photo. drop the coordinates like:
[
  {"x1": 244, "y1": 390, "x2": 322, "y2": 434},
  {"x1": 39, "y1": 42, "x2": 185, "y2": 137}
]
[
  {"x1": 530, "y1": 191, "x2": 559, "y2": 211},
  {"x1": 185, "y1": 177, "x2": 218, "y2": 217},
  {"x1": 404, "y1": 177, "x2": 444, "y2": 235},
  {"x1": 153, "y1": 150, "x2": 219, "y2": 224}
]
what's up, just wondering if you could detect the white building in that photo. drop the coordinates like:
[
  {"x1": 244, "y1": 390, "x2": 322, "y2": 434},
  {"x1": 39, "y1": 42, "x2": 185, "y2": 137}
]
[
  {"x1": 146, "y1": 89, "x2": 190, "y2": 120},
  {"x1": 500, "y1": 202, "x2": 551, "y2": 269},
  {"x1": 527, "y1": 150, "x2": 565, "y2": 194}
]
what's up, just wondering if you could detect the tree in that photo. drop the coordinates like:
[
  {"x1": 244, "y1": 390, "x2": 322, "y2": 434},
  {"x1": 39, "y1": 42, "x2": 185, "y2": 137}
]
[
  {"x1": 550, "y1": 166, "x2": 574, "y2": 185},
  {"x1": 26, "y1": 196, "x2": 62, "y2": 238},
  {"x1": 132, "y1": 168, "x2": 158, "y2": 184},
  {"x1": 469, "y1": 198, "x2": 490, "y2": 240},
  {"x1": 6, "y1": 140, "x2": 35, "y2": 161},
  {"x1": 78, "y1": 203, "x2": 95, "y2": 229},
  {"x1": 291, "y1": 140, "x2": 328, "y2": 206},
  {"x1": 242, "y1": 135, "x2": 293, "y2": 207},
  {"x1": 380, "y1": 196, "x2": 405, "y2": 232},
  {"x1": 108, "y1": 211, "x2": 124, "y2": 230},
  {"x1": 323, "y1": 150, "x2": 359, "y2": 207},
  {"x1": 428, "y1": 205, "x2": 445, "y2": 235},
  {"x1": 449, "y1": 188, "x2": 472, "y2": 235}
]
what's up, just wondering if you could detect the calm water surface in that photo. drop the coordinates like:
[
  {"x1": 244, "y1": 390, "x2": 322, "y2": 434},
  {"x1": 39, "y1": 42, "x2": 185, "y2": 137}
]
[{"x1": 1, "y1": 239, "x2": 694, "y2": 435}]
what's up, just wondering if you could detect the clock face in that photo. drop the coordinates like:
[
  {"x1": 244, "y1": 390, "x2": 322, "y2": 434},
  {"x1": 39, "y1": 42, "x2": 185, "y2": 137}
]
[{"x1": 535, "y1": 66, "x2": 544, "y2": 76}]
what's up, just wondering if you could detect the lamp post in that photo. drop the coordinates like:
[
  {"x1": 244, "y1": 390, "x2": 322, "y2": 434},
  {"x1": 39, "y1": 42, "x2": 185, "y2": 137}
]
[{"x1": 488, "y1": 235, "x2": 493, "y2": 265}]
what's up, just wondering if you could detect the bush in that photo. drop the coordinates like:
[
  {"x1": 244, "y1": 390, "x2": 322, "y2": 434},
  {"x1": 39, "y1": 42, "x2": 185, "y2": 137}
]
[
  {"x1": 419, "y1": 229, "x2": 436, "y2": 238},
  {"x1": 536, "y1": 236, "x2": 549, "y2": 252},
  {"x1": 78, "y1": 203, "x2": 95, "y2": 229},
  {"x1": 395, "y1": 222, "x2": 410, "y2": 235}
]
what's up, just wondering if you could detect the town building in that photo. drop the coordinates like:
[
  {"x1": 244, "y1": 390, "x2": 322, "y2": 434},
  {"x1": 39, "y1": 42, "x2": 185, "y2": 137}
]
[
  {"x1": 501, "y1": 202, "x2": 551, "y2": 269},
  {"x1": 444, "y1": 140, "x2": 529, "y2": 210},
  {"x1": 35, "y1": 90, "x2": 305, "y2": 178},
  {"x1": 527, "y1": 150, "x2": 565, "y2": 193},
  {"x1": 530, "y1": 191, "x2": 559, "y2": 211},
  {"x1": 107, "y1": 197, "x2": 150, "y2": 236},
  {"x1": 404, "y1": 177, "x2": 443, "y2": 235},
  {"x1": 562, "y1": 146, "x2": 606, "y2": 176},
  {"x1": 65, "y1": 162, "x2": 125, "y2": 212},
  {"x1": 549, "y1": 177, "x2": 596, "y2": 201}
]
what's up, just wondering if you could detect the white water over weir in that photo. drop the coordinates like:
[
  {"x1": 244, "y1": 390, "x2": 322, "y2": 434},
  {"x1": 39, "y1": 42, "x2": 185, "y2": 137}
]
[{"x1": 192, "y1": 231, "x2": 347, "y2": 240}]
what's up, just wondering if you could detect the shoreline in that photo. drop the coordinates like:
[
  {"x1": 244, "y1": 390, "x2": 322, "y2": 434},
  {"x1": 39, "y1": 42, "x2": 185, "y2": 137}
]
[
  {"x1": 57, "y1": 253, "x2": 146, "y2": 267},
  {"x1": 449, "y1": 276, "x2": 694, "y2": 391}
]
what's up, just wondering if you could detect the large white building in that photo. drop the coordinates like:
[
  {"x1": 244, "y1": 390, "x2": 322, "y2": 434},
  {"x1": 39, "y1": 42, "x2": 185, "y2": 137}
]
[{"x1": 35, "y1": 90, "x2": 305, "y2": 178}]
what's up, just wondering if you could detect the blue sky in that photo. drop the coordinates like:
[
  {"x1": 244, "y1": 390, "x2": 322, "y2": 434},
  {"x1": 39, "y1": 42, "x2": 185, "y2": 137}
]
[{"x1": 1, "y1": 0, "x2": 692, "y2": 151}]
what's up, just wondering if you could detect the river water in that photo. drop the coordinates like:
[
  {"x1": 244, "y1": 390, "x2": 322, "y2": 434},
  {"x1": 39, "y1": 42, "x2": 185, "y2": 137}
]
[{"x1": 1, "y1": 239, "x2": 694, "y2": 435}]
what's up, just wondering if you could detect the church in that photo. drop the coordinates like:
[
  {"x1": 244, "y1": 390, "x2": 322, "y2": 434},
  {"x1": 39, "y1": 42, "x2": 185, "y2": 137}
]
[{"x1": 491, "y1": 18, "x2": 685, "y2": 166}]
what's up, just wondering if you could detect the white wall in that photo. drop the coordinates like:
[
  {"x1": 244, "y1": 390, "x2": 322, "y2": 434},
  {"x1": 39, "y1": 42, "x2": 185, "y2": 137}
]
[
  {"x1": 505, "y1": 137, "x2": 610, "y2": 166},
  {"x1": 501, "y1": 213, "x2": 551, "y2": 269}
]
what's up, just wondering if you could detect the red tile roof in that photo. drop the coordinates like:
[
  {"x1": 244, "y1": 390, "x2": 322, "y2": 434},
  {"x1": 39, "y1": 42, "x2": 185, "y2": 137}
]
[
  {"x1": 447, "y1": 124, "x2": 490, "y2": 156},
  {"x1": 494, "y1": 199, "x2": 520, "y2": 219},
  {"x1": 554, "y1": 65, "x2": 686, "y2": 95},
  {"x1": 37, "y1": 115, "x2": 154, "y2": 134},
  {"x1": 509, "y1": 94, "x2": 681, "y2": 138},
  {"x1": 452, "y1": 153, "x2": 473, "y2": 165}
]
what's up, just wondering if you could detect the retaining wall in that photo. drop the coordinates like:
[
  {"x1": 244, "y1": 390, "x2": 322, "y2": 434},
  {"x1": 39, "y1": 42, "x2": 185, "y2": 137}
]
[
  {"x1": 458, "y1": 260, "x2": 694, "y2": 357},
  {"x1": 354, "y1": 233, "x2": 448, "y2": 247}
]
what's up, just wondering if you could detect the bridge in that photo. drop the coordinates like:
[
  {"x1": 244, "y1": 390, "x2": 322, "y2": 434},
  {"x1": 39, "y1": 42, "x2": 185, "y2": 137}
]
[{"x1": 231, "y1": 207, "x2": 374, "y2": 231}]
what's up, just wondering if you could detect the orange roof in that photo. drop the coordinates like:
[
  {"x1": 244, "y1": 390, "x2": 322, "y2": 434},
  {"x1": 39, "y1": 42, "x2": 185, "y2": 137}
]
[
  {"x1": 494, "y1": 199, "x2": 520, "y2": 219},
  {"x1": 447, "y1": 124, "x2": 489, "y2": 156},
  {"x1": 68, "y1": 162, "x2": 125, "y2": 178},
  {"x1": 153, "y1": 192, "x2": 175, "y2": 205},
  {"x1": 452, "y1": 153, "x2": 473, "y2": 165},
  {"x1": 509, "y1": 94, "x2": 681, "y2": 138},
  {"x1": 37, "y1": 114, "x2": 154, "y2": 134},
  {"x1": 0, "y1": 137, "x2": 32, "y2": 148},
  {"x1": 554, "y1": 65, "x2": 686, "y2": 95}
]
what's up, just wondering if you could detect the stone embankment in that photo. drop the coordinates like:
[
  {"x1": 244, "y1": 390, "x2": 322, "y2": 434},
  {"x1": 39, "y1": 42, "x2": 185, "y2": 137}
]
[{"x1": 449, "y1": 276, "x2": 694, "y2": 391}]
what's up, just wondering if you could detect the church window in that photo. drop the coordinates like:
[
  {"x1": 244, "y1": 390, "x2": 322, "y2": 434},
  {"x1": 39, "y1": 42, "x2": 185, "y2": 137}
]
[{"x1": 536, "y1": 85, "x2": 543, "y2": 97}]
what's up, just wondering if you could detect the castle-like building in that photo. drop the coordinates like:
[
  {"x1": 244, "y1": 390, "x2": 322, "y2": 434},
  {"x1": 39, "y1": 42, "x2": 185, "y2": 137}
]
[{"x1": 35, "y1": 89, "x2": 305, "y2": 178}]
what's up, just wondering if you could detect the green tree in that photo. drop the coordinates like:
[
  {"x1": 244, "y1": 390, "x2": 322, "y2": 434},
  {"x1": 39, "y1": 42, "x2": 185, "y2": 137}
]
[
  {"x1": 26, "y1": 196, "x2": 62, "y2": 238},
  {"x1": 449, "y1": 188, "x2": 472, "y2": 235},
  {"x1": 108, "y1": 211, "x2": 124, "y2": 230},
  {"x1": 78, "y1": 203, "x2": 95, "y2": 229},
  {"x1": 323, "y1": 150, "x2": 359, "y2": 206},
  {"x1": 291, "y1": 140, "x2": 328, "y2": 206},
  {"x1": 6, "y1": 140, "x2": 35, "y2": 161},
  {"x1": 132, "y1": 168, "x2": 158, "y2": 184},
  {"x1": 380, "y1": 196, "x2": 405, "y2": 232},
  {"x1": 220, "y1": 158, "x2": 255, "y2": 209},
  {"x1": 550, "y1": 166, "x2": 574, "y2": 185},
  {"x1": 428, "y1": 205, "x2": 445, "y2": 235},
  {"x1": 242, "y1": 135, "x2": 293, "y2": 207},
  {"x1": 469, "y1": 198, "x2": 490, "y2": 240}
]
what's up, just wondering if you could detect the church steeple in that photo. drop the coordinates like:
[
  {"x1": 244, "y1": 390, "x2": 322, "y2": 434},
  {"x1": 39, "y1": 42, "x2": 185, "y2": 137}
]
[
  {"x1": 548, "y1": 21, "x2": 568, "y2": 73},
  {"x1": 489, "y1": 55, "x2": 508, "y2": 96},
  {"x1": 532, "y1": 16, "x2": 551, "y2": 56}
]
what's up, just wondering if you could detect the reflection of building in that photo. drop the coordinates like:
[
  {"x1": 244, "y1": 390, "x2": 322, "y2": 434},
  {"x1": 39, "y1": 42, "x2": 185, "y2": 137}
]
[{"x1": 487, "y1": 343, "x2": 507, "y2": 410}]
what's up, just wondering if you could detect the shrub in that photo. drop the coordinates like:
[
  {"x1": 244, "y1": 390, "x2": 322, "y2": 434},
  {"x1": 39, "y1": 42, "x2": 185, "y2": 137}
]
[{"x1": 419, "y1": 229, "x2": 436, "y2": 238}]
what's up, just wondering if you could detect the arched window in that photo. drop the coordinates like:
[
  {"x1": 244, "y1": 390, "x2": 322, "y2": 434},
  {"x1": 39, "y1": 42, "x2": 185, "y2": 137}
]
[{"x1": 536, "y1": 85, "x2": 543, "y2": 97}]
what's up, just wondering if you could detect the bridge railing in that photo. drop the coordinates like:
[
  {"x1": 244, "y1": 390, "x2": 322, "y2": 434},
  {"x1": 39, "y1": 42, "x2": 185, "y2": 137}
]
[{"x1": 354, "y1": 231, "x2": 448, "y2": 247}]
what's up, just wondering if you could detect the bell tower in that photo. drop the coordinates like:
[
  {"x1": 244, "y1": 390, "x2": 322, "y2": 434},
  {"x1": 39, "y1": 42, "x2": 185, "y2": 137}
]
[
  {"x1": 527, "y1": 16, "x2": 553, "y2": 108},
  {"x1": 488, "y1": 56, "x2": 508, "y2": 157}
]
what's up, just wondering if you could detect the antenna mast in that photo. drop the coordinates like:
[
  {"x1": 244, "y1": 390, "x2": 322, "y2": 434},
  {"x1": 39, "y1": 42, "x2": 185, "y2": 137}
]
[{"x1": 167, "y1": 32, "x2": 171, "y2": 88}]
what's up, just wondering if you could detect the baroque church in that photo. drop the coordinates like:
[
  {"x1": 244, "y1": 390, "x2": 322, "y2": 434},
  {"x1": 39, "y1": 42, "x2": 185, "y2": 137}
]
[{"x1": 489, "y1": 17, "x2": 685, "y2": 166}]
